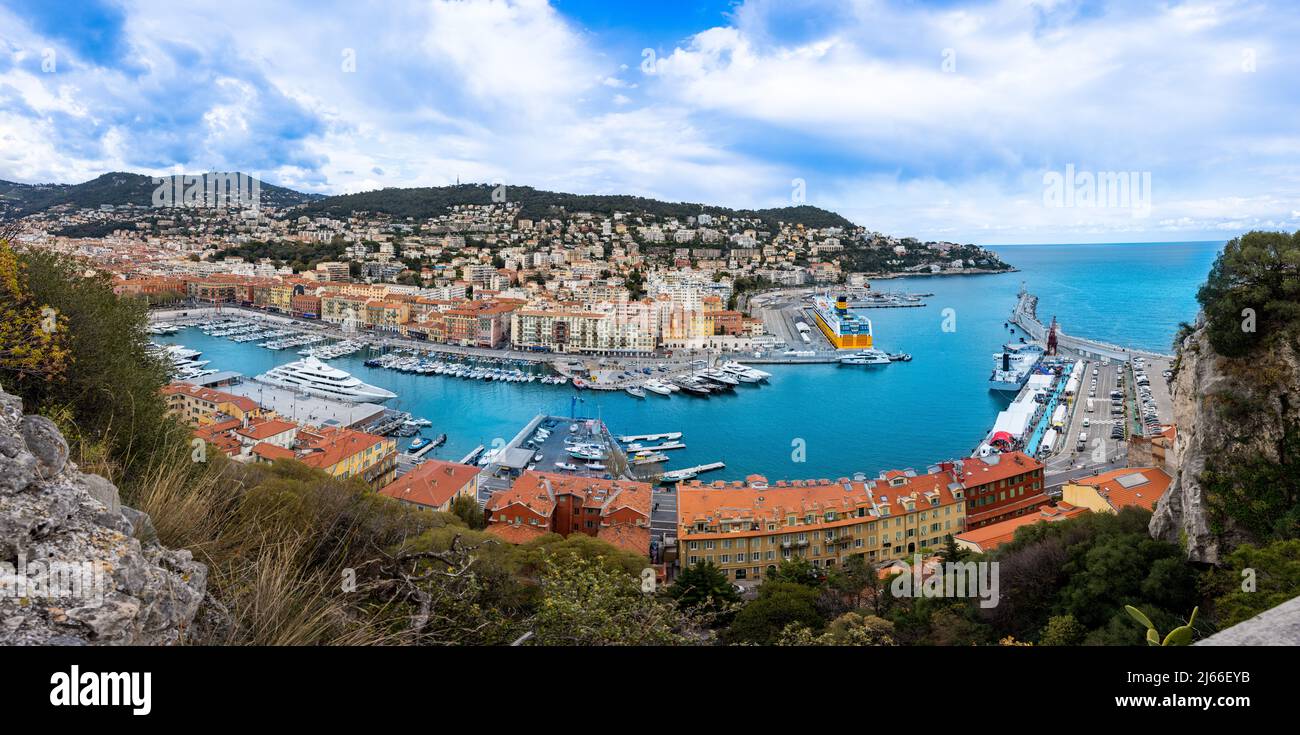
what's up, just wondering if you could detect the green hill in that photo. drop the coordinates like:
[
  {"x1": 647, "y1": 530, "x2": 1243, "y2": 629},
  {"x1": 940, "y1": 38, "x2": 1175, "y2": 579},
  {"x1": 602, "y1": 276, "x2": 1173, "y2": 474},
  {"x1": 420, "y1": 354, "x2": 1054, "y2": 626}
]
[
  {"x1": 0, "y1": 171, "x2": 320, "y2": 216},
  {"x1": 299, "y1": 183, "x2": 858, "y2": 230}
]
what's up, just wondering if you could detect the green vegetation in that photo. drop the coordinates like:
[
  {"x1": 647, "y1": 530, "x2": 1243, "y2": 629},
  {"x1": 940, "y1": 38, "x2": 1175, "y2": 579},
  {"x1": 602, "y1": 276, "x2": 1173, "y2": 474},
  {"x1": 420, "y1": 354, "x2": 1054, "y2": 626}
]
[
  {"x1": 0, "y1": 171, "x2": 318, "y2": 216},
  {"x1": 1197, "y1": 230, "x2": 1300, "y2": 358},
  {"x1": 1125, "y1": 605, "x2": 1198, "y2": 646},
  {"x1": 4, "y1": 242, "x2": 176, "y2": 477},
  {"x1": 218, "y1": 238, "x2": 351, "y2": 272},
  {"x1": 0, "y1": 232, "x2": 69, "y2": 386},
  {"x1": 300, "y1": 183, "x2": 856, "y2": 231},
  {"x1": 1206, "y1": 539, "x2": 1300, "y2": 629},
  {"x1": 667, "y1": 561, "x2": 741, "y2": 622}
]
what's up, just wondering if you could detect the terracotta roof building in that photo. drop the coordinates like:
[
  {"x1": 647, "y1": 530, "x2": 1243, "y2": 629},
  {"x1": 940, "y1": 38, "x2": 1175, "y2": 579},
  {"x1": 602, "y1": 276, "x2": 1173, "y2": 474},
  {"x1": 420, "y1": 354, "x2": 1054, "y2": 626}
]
[
  {"x1": 485, "y1": 471, "x2": 653, "y2": 557},
  {"x1": 379, "y1": 459, "x2": 479, "y2": 512},
  {"x1": 1062, "y1": 467, "x2": 1172, "y2": 513},
  {"x1": 954, "y1": 502, "x2": 1091, "y2": 553},
  {"x1": 677, "y1": 465, "x2": 969, "y2": 582},
  {"x1": 957, "y1": 452, "x2": 1048, "y2": 528}
]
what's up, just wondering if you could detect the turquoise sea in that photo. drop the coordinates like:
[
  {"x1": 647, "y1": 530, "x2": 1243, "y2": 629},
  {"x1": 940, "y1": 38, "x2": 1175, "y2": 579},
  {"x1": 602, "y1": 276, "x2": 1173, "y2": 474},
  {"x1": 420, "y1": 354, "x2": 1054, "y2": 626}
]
[{"x1": 158, "y1": 241, "x2": 1223, "y2": 482}]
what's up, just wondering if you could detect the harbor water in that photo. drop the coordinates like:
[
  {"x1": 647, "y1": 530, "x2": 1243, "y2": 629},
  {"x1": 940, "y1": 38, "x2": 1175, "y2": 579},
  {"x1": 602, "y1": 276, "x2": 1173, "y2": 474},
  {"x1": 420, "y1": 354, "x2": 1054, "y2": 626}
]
[{"x1": 158, "y1": 241, "x2": 1223, "y2": 481}]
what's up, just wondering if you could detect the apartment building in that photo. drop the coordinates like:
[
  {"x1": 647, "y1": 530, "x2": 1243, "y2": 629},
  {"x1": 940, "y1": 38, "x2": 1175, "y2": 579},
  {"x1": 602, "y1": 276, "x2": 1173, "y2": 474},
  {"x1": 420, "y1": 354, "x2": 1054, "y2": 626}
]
[
  {"x1": 379, "y1": 459, "x2": 480, "y2": 512},
  {"x1": 161, "y1": 382, "x2": 267, "y2": 427},
  {"x1": 485, "y1": 471, "x2": 653, "y2": 557},
  {"x1": 958, "y1": 452, "x2": 1048, "y2": 529},
  {"x1": 677, "y1": 466, "x2": 968, "y2": 582},
  {"x1": 1062, "y1": 467, "x2": 1171, "y2": 514},
  {"x1": 295, "y1": 427, "x2": 397, "y2": 490}
]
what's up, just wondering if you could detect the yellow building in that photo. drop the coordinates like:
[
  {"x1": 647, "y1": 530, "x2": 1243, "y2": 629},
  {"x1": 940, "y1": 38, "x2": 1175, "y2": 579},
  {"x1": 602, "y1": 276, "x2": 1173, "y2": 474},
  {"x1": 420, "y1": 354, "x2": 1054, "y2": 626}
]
[
  {"x1": 677, "y1": 468, "x2": 966, "y2": 582},
  {"x1": 161, "y1": 382, "x2": 268, "y2": 427},
  {"x1": 1062, "y1": 467, "x2": 1171, "y2": 514},
  {"x1": 297, "y1": 427, "x2": 397, "y2": 490}
]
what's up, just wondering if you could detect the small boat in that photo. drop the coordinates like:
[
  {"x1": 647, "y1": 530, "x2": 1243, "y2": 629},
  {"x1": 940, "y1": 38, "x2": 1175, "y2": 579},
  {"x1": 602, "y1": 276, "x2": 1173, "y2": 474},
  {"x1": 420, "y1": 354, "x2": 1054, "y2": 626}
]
[
  {"x1": 587, "y1": 462, "x2": 607, "y2": 471},
  {"x1": 888, "y1": 352, "x2": 912, "y2": 362},
  {"x1": 625, "y1": 385, "x2": 646, "y2": 398},
  {"x1": 406, "y1": 417, "x2": 433, "y2": 427},
  {"x1": 430, "y1": 433, "x2": 447, "y2": 447},
  {"x1": 409, "y1": 437, "x2": 430, "y2": 450},
  {"x1": 554, "y1": 462, "x2": 579, "y2": 471}
]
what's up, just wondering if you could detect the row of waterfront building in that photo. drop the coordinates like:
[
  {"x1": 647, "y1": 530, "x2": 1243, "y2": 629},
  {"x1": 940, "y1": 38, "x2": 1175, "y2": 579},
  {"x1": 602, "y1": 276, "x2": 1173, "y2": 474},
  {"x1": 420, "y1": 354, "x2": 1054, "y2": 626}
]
[{"x1": 164, "y1": 378, "x2": 1170, "y2": 582}]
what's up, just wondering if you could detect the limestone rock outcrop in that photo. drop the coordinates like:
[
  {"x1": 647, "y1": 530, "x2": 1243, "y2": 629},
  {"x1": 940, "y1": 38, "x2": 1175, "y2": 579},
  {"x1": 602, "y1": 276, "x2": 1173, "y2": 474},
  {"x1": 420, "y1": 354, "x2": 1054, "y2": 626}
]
[
  {"x1": 1150, "y1": 323, "x2": 1300, "y2": 563},
  {"x1": 0, "y1": 383, "x2": 206, "y2": 645}
]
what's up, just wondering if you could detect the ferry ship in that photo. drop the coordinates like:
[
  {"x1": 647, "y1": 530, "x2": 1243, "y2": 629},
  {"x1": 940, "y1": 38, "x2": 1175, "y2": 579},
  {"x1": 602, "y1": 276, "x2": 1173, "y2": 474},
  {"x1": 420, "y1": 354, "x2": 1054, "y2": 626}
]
[
  {"x1": 988, "y1": 343, "x2": 1047, "y2": 394},
  {"x1": 810, "y1": 294, "x2": 873, "y2": 350},
  {"x1": 254, "y1": 356, "x2": 397, "y2": 403}
]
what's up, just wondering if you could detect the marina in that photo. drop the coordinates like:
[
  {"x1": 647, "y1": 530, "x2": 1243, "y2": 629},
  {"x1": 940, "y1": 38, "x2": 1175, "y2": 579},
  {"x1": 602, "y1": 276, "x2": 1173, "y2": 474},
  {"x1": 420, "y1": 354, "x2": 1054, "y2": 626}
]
[{"x1": 148, "y1": 242, "x2": 1217, "y2": 482}]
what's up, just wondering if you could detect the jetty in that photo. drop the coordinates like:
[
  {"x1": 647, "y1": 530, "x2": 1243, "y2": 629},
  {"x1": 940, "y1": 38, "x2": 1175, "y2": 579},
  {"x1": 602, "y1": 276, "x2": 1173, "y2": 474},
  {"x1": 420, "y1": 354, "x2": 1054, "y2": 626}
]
[
  {"x1": 661, "y1": 462, "x2": 726, "y2": 483},
  {"x1": 627, "y1": 441, "x2": 686, "y2": 452},
  {"x1": 618, "y1": 432, "x2": 683, "y2": 443},
  {"x1": 1011, "y1": 287, "x2": 1172, "y2": 362}
]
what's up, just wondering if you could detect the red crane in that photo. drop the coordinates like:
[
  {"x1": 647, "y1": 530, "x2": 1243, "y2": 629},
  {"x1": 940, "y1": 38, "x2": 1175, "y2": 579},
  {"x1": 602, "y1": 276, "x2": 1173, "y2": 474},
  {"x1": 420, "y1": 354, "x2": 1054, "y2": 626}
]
[{"x1": 1046, "y1": 316, "x2": 1059, "y2": 356}]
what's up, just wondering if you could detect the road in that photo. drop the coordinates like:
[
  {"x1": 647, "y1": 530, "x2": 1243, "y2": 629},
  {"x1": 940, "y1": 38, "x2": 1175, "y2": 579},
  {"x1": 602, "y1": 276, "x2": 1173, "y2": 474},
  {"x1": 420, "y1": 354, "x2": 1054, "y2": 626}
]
[{"x1": 1042, "y1": 356, "x2": 1124, "y2": 476}]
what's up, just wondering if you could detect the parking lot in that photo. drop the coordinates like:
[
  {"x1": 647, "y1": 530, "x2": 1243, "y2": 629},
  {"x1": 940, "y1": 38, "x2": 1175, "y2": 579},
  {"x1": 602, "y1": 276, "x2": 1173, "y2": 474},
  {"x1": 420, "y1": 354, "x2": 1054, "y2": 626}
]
[
  {"x1": 1043, "y1": 353, "x2": 1175, "y2": 481},
  {"x1": 751, "y1": 292, "x2": 836, "y2": 354}
]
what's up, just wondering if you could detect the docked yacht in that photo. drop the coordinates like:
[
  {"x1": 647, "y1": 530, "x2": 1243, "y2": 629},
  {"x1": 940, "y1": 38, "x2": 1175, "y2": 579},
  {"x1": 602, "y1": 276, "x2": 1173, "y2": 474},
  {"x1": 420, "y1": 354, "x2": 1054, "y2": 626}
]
[
  {"x1": 624, "y1": 385, "x2": 646, "y2": 399},
  {"x1": 701, "y1": 369, "x2": 740, "y2": 386},
  {"x1": 838, "y1": 349, "x2": 892, "y2": 365},
  {"x1": 722, "y1": 361, "x2": 771, "y2": 381},
  {"x1": 253, "y1": 356, "x2": 397, "y2": 403},
  {"x1": 643, "y1": 379, "x2": 674, "y2": 395}
]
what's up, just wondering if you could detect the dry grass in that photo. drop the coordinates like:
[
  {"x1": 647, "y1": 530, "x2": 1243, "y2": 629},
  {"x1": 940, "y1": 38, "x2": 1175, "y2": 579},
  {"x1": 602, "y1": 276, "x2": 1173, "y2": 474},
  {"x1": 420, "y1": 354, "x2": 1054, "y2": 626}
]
[{"x1": 123, "y1": 450, "x2": 395, "y2": 646}]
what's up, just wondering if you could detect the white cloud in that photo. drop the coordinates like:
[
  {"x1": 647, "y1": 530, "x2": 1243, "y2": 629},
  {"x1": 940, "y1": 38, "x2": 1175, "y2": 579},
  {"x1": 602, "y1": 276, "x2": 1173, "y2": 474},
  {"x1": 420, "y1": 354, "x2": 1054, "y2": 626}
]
[{"x1": 1, "y1": 0, "x2": 1297, "y2": 243}]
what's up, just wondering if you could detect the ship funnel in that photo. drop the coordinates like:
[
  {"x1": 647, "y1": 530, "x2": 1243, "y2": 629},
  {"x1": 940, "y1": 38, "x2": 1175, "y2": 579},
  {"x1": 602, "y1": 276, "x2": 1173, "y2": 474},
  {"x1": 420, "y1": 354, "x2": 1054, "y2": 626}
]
[{"x1": 1002, "y1": 353, "x2": 1010, "y2": 371}]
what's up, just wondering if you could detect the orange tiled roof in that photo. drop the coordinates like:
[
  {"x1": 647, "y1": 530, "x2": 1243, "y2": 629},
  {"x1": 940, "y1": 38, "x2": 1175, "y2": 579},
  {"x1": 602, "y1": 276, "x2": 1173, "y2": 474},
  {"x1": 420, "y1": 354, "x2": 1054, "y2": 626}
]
[
  {"x1": 1070, "y1": 467, "x2": 1172, "y2": 511},
  {"x1": 956, "y1": 451, "x2": 1042, "y2": 488},
  {"x1": 678, "y1": 466, "x2": 964, "y2": 535},
  {"x1": 486, "y1": 523, "x2": 549, "y2": 545},
  {"x1": 298, "y1": 427, "x2": 387, "y2": 470},
  {"x1": 236, "y1": 418, "x2": 297, "y2": 441},
  {"x1": 378, "y1": 460, "x2": 479, "y2": 508},
  {"x1": 251, "y1": 442, "x2": 296, "y2": 461},
  {"x1": 596, "y1": 523, "x2": 651, "y2": 556},
  {"x1": 486, "y1": 470, "x2": 652, "y2": 520},
  {"x1": 955, "y1": 502, "x2": 1090, "y2": 552},
  {"x1": 162, "y1": 382, "x2": 260, "y2": 414}
]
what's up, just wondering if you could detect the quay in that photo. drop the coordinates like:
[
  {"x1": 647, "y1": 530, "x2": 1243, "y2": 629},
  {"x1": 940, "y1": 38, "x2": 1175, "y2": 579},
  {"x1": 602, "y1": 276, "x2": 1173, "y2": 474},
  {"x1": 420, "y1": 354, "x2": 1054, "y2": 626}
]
[{"x1": 221, "y1": 379, "x2": 386, "y2": 429}]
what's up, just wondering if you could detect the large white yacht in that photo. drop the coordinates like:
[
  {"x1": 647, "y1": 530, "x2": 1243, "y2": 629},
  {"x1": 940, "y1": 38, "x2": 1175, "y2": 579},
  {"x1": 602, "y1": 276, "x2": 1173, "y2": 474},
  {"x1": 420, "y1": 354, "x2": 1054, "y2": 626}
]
[
  {"x1": 254, "y1": 356, "x2": 397, "y2": 403},
  {"x1": 838, "y1": 349, "x2": 892, "y2": 365}
]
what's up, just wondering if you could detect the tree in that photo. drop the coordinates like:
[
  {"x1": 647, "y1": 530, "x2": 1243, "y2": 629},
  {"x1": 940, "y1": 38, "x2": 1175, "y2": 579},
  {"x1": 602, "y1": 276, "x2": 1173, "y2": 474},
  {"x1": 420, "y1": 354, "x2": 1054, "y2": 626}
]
[
  {"x1": 449, "y1": 494, "x2": 486, "y2": 530},
  {"x1": 725, "y1": 581, "x2": 823, "y2": 644},
  {"x1": 1210, "y1": 539, "x2": 1300, "y2": 628},
  {"x1": 768, "y1": 556, "x2": 823, "y2": 586},
  {"x1": 776, "y1": 611, "x2": 897, "y2": 646},
  {"x1": 1197, "y1": 230, "x2": 1300, "y2": 357},
  {"x1": 529, "y1": 555, "x2": 705, "y2": 645},
  {"x1": 1039, "y1": 614, "x2": 1087, "y2": 646},
  {"x1": 10, "y1": 247, "x2": 176, "y2": 475},
  {"x1": 0, "y1": 235, "x2": 70, "y2": 384},
  {"x1": 668, "y1": 561, "x2": 740, "y2": 621}
]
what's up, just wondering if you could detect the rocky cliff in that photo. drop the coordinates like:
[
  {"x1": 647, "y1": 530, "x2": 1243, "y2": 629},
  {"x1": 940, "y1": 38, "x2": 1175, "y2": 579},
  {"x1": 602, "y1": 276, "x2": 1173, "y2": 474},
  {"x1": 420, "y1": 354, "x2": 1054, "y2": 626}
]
[
  {"x1": 0, "y1": 383, "x2": 206, "y2": 644},
  {"x1": 1150, "y1": 322, "x2": 1300, "y2": 563}
]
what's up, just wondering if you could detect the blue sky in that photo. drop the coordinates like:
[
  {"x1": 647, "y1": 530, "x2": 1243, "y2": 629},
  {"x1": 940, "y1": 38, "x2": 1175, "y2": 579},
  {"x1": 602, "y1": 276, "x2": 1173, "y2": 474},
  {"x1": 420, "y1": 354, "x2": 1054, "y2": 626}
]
[{"x1": 2, "y1": 0, "x2": 1299, "y2": 244}]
